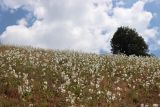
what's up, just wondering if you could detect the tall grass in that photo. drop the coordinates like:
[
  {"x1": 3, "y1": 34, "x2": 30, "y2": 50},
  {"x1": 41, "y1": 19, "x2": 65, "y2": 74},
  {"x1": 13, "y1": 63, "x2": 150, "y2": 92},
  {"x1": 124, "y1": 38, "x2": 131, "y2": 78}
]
[{"x1": 0, "y1": 45, "x2": 159, "y2": 107}]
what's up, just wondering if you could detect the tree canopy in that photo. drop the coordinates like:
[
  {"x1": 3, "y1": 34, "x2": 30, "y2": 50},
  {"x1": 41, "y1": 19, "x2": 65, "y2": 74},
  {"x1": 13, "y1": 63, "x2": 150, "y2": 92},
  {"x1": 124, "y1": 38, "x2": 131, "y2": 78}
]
[{"x1": 110, "y1": 26, "x2": 149, "y2": 56}]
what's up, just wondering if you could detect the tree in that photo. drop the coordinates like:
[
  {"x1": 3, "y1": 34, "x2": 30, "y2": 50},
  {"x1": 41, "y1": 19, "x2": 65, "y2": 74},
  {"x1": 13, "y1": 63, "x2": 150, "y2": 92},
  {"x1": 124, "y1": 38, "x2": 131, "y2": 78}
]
[{"x1": 110, "y1": 26, "x2": 149, "y2": 56}]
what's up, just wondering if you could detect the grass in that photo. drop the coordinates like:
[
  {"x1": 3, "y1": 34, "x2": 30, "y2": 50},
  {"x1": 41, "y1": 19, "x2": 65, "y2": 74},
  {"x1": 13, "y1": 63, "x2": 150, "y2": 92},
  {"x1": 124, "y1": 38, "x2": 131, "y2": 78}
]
[{"x1": 0, "y1": 45, "x2": 160, "y2": 107}]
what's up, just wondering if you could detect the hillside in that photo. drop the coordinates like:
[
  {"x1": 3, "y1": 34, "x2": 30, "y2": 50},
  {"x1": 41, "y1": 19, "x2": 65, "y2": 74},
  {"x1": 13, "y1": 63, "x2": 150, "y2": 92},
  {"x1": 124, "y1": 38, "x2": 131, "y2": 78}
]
[{"x1": 0, "y1": 45, "x2": 160, "y2": 107}]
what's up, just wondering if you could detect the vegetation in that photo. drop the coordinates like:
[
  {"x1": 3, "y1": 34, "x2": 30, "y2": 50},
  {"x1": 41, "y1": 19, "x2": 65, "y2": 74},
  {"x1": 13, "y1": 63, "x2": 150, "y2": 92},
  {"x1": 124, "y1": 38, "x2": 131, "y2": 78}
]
[
  {"x1": 0, "y1": 45, "x2": 159, "y2": 107},
  {"x1": 111, "y1": 26, "x2": 149, "y2": 56}
]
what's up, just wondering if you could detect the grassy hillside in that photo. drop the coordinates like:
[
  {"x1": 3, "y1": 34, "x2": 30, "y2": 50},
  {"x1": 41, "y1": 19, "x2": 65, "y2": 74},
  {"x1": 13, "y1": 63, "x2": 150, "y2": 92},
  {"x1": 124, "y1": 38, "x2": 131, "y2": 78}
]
[{"x1": 0, "y1": 45, "x2": 160, "y2": 107}]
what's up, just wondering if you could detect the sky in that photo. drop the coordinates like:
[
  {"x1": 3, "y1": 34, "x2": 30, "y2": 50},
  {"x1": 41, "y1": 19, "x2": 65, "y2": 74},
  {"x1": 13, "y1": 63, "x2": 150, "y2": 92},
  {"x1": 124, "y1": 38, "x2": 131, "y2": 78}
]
[{"x1": 0, "y1": 0, "x2": 160, "y2": 56}]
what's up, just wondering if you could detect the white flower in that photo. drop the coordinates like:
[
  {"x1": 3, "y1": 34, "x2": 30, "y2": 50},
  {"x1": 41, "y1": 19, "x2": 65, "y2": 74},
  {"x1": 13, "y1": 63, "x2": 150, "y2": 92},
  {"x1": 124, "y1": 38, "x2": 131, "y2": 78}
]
[{"x1": 153, "y1": 104, "x2": 159, "y2": 107}]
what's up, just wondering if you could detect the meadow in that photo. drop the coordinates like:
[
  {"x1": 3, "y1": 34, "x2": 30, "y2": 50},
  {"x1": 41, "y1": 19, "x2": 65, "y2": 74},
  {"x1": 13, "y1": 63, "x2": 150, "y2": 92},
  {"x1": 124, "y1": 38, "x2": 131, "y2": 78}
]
[{"x1": 0, "y1": 45, "x2": 159, "y2": 107}]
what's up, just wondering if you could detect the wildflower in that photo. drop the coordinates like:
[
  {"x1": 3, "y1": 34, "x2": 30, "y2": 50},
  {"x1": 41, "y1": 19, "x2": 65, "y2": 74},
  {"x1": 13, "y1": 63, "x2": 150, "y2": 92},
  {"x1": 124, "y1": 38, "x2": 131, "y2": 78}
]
[{"x1": 153, "y1": 104, "x2": 159, "y2": 107}]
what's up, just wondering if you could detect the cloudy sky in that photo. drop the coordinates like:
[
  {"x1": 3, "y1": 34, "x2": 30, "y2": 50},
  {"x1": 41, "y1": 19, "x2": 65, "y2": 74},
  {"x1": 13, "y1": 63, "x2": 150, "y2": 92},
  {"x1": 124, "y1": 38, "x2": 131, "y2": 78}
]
[{"x1": 0, "y1": 0, "x2": 160, "y2": 55}]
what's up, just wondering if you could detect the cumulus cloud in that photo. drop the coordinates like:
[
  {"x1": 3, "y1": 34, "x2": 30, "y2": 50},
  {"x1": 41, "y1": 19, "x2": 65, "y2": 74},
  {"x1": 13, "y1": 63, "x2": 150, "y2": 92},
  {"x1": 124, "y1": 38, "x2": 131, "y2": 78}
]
[
  {"x1": 111, "y1": 1, "x2": 158, "y2": 41},
  {"x1": 0, "y1": 0, "x2": 158, "y2": 53}
]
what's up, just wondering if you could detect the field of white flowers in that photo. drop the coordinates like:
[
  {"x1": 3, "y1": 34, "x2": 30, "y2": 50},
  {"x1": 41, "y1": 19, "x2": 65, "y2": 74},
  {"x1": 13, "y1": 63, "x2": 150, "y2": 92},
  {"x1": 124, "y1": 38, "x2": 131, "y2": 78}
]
[{"x1": 0, "y1": 45, "x2": 160, "y2": 107}]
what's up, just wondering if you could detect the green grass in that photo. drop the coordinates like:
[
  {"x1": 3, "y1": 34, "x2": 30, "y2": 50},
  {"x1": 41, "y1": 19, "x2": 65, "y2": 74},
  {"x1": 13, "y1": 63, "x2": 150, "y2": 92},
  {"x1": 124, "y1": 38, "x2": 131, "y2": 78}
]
[{"x1": 0, "y1": 45, "x2": 160, "y2": 107}]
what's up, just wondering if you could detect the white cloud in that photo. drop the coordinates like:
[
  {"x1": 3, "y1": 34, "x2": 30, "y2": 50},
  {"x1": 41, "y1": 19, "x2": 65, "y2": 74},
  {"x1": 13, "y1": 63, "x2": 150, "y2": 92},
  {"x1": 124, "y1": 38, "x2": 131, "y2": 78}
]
[
  {"x1": 115, "y1": 0, "x2": 125, "y2": 7},
  {"x1": 0, "y1": 0, "x2": 158, "y2": 53},
  {"x1": 17, "y1": 18, "x2": 28, "y2": 26},
  {"x1": 0, "y1": 25, "x2": 35, "y2": 46},
  {"x1": 111, "y1": 1, "x2": 157, "y2": 41}
]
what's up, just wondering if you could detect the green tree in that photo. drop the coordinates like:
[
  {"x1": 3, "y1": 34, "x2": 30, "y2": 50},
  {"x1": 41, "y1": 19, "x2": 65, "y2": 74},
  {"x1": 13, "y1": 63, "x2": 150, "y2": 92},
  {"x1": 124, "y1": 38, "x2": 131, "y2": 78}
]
[{"x1": 110, "y1": 26, "x2": 149, "y2": 56}]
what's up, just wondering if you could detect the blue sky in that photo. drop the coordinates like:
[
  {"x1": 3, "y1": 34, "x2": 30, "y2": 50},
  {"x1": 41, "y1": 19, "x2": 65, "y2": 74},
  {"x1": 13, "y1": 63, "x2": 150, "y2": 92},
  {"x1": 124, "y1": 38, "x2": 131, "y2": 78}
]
[
  {"x1": 0, "y1": 0, "x2": 160, "y2": 56},
  {"x1": 145, "y1": 1, "x2": 160, "y2": 26},
  {"x1": 0, "y1": 8, "x2": 36, "y2": 34},
  {"x1": 144, "y1": 1, "x2": 160, "y2": 56},
  {"x1": 0, "y1": 8, "x2": 27, "y2": 34}
]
